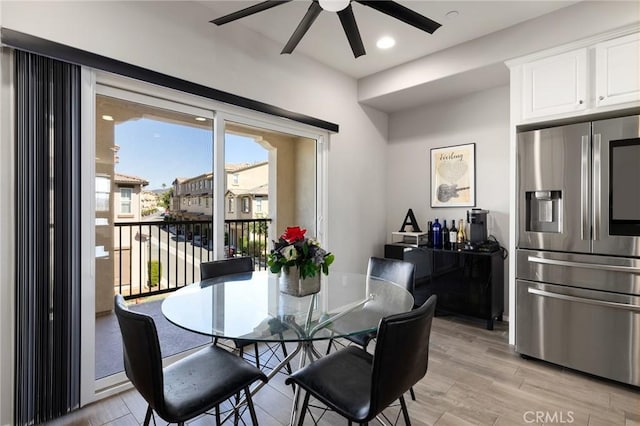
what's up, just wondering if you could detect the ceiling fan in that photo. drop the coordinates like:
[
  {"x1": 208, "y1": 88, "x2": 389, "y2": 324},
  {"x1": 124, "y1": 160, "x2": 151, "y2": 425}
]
[{"x1": 210, "y1": 0, "x2": 441, "y2": 58}]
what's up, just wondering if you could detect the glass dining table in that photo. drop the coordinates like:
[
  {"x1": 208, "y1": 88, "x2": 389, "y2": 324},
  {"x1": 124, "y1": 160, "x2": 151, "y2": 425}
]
[{"x1": 161, "y1": 269, "x2": 414, "y2": 424}]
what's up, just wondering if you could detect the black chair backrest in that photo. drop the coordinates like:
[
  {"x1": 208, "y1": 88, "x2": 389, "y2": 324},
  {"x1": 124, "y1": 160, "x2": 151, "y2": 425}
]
[
  {"x1": 114, "y1": 294, "x2": 165, "y2": 413},
  {"x1": 367, "y1": 256, "x2": 415, "y2": 296},
  {"x1": 200, "y1": 257, "x2": 255, "y2": 280},
  {"x1": 370, "y1": 295, "x2": 437, "y2": 414}
]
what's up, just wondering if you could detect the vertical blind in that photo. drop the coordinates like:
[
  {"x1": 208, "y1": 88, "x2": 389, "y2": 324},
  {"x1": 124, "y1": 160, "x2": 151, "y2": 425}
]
[{"x1": 14, "y1": 50, "x2": 81, "y2": 424}]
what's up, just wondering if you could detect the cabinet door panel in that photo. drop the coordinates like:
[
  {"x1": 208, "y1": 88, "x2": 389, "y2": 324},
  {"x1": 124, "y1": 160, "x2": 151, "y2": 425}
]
[
  {"x1": 522, "y1": 49, "x2": 587, "y2": 119},
  {"x1": 431, "y1": 251, "x2": 492, "y2": 318},
  {"x1": 596, "y1": 33, "x2": 640, "y2": 107}
]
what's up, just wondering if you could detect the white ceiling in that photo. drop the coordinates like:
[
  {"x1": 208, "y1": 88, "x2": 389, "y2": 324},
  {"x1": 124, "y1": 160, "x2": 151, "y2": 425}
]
[{"x1": 200, "y1": 0, "x2": 582, "y2": 79}]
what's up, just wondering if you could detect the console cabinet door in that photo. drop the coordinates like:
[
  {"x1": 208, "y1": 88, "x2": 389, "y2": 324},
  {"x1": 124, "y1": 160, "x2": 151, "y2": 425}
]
[
  {"x1": 595, "y1": 33, "x2": 640, "y2": 108},
  {"x1": 522, "y1": 48, "x2": 587, "y2": 120}
]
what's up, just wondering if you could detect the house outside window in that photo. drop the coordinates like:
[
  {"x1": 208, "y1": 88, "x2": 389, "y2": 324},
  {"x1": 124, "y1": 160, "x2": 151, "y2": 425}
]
[
  {"x1": 242, "y1": 197, "x2": 250, "y2": 213},
  {"x1": 120, "y1": 188, "x2": 132, "y2": 214},
  {"x1": 228, "y1": 198, "x2": 234, "y2": 213},
  {"x1": 255, "y1": 198, "x2": 262, "y2": 213},
  {"x1": 232, "y1": 173, "x2": 239, "y2": 186}
]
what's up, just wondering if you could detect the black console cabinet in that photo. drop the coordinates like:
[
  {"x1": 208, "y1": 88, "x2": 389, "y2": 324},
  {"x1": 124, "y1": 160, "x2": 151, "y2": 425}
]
[{"x1": 384, "y1": 244, "x2": 504, "y2": 330}]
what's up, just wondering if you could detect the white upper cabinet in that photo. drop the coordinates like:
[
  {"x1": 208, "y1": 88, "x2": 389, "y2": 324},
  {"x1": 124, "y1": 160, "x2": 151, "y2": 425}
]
[
  {"x1": 595, "y1": 33, "x2": 640, "y2": 107},
  {"x1": 522, "y1": 49, "x2": 587, "y2": 119},
  {"x1": 509, "y1": 28, "x2": 640, "y2": 124}
]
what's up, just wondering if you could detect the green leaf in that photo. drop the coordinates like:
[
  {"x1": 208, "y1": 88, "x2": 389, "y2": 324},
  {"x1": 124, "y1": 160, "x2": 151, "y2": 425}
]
[
  {"x1": 324, "y1": 253, "x2": 335, "y2": 267},
  {"x1": 269, "y1": 263, "x2": 282, "y2": 274}
]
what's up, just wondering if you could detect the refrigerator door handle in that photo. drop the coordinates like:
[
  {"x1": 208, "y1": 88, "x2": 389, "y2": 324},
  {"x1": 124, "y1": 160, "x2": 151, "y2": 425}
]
[
  {"x1": 527, "y1": 255, "x2": 640, "y2": 274},
  {"x1": 527, "y1": 288, "x2": 640, "y2": 313},
  {"x1": 581, "y1": 135, "x2": 590, "y2": 241},
  {"x1": 592, "y1": 133, "x2": 602, "y2": 241}
]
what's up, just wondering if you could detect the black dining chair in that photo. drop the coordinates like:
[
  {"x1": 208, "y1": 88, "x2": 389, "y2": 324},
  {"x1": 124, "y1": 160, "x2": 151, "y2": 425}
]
[
  {"x1": 114, "y1": 294, "x2": 267, "y2": 425},
  {"x1": 200, "y1": 257, "x2": 292, "y2": 374},
  {"x1": 347, "y1": 257, "x2": 416, "y2": 349},
  {"x1": 200, "y1": 256, "x2": 255, "y2": 280},
  {"x1": 286, "y1": 295, "x2": 437, "y2": 426},
  {"x1": 326, "y1": 257, "x2": 418, "y2": 401},
  {"x1": 325, "y1": 256, "x2": 416, "y2": 352},
  {"x1": 361, "y1": 256, "x2": 418, "y2": 401},
  {"x1": 324, "y1": 257, "x2": 417, "y2": 400}
]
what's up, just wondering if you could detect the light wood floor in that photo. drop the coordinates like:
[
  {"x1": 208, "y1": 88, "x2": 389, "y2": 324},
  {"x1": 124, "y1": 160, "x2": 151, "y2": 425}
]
[{"x1": 47, "y1": 317, "x2": 640, "y2": 425}]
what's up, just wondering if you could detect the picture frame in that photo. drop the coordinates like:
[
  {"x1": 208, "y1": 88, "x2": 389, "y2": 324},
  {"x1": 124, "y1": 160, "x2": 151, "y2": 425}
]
[{"x1": 430, "y1": 143, "x2": 476, "y2": 208}]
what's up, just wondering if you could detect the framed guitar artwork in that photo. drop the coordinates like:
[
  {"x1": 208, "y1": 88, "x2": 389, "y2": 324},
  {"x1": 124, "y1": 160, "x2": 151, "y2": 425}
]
[{"x1": 430, "y1": 143, "x2": 476, "y2": 208}]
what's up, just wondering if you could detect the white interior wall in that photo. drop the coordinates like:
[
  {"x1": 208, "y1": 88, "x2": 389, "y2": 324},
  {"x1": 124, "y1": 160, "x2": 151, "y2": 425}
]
[{"x1": 387, "y1": 85, "x2": 511, "y2": 312}]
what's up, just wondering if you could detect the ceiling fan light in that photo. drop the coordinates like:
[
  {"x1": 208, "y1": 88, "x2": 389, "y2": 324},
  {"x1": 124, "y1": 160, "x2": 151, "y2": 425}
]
[
  {"x1": 376, "y1": 36, "x2": 395, "y2": 50},
  {"x1": 319, "y1": 0, "x2": 350, "y2": 12}
]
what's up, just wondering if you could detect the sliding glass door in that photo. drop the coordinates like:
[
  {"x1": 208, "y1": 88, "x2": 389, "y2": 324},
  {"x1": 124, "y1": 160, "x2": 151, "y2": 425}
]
[{"x1": 82, "y1": 77, "x2": 328, "y2": 405}]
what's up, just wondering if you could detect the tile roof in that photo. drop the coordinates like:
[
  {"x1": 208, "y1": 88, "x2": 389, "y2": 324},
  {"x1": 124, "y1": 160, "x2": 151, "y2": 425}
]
[
  {"x1": 114, "y1": 173, "x2": 149, "y2": 186},
  {"x1": 226, "y1": 183, "x2": 268, "y2": 197}
]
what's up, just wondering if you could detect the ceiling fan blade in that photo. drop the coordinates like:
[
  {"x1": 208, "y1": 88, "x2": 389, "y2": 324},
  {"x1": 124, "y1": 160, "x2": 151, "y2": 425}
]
[
  {"x1": 355, "y1": 0, "x2": 441, "y2": 34},
  {"x1": 337, "y1": 4, "x2": 366, "y2": 58},
  {"x1": 211, "y1": 0, "x2": 292, "y2": 26},
  {"x1": 281, "y1": 2, "x2": 323, "y2": 54}
]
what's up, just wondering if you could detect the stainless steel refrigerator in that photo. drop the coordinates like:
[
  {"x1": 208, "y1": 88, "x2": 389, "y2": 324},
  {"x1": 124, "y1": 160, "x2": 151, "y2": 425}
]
[{"x1": 516, "y1": 114, "x2": 640, "y2": 387}]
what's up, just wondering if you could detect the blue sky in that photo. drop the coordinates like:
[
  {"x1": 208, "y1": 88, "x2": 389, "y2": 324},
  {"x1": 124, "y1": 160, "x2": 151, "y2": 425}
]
[{"x1": 115, "y1": 118, "x2": 267, "y2": 190}]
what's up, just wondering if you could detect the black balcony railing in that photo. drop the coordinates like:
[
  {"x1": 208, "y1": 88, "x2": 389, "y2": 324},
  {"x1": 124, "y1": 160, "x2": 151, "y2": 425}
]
[{"x1": 113, "y1": 218, "x2": 271, "y2": 300}]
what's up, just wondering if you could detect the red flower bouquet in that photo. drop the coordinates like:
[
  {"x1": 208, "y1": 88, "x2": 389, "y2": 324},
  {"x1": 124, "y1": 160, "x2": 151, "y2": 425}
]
[{"x1": 267, "y1": 226, "x2": 334, "y2": 279}]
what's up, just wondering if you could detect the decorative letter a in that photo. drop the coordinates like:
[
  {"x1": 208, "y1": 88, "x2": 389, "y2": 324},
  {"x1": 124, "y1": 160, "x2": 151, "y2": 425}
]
[{"x1": 399, "y1": 209, "x2": 421, "y2": 232}]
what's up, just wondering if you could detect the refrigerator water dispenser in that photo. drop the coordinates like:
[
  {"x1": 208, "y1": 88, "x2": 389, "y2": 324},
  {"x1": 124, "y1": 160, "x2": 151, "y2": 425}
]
[{"x1": 526, "y1": 190, "x2": 562, "y2": 233}]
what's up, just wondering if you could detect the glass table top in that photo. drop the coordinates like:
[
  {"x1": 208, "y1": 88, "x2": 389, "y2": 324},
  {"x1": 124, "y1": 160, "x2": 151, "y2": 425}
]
[{"x1": 161, "y1": 270, "x2": 414, "y2": 343}]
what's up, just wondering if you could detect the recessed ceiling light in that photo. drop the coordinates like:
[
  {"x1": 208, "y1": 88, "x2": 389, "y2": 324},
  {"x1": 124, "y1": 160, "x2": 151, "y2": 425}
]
[
  {"x1": 195, "y1": 117, "x2": 207, "y2": 122},
  {"x1": 102, "y1": 115, "x2": 114, "y2": 121},
  {"x1": 376, "y1": 36, "x2": 396, "y2": 50},
  {"x1": 445, "y1": 10, "x2": 459, "y2": 19}
]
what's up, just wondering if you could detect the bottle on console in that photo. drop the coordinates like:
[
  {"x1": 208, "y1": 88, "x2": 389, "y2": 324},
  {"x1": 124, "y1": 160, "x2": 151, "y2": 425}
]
[
  {"x1": 449, "y1": 220, "x2": 457, "y2": 250},
  {"x1": 426, "y1": 221, "x2": 433, "y2": 248},
  {"x1": 457, "y1": 218, "x2": 466, "y2": 249},
  {"x1": 432, "y1": 218, "x2": 442, "y2": 249},
  {"x1": 442, "y1": 220, "x2": 450, "y2": 250}
]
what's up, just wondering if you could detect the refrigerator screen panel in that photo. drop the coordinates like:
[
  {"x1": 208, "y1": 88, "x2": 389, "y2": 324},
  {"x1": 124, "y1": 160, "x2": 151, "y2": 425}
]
[{"x1": 610, "y1": 138, "x2": 640, "y2": 236}]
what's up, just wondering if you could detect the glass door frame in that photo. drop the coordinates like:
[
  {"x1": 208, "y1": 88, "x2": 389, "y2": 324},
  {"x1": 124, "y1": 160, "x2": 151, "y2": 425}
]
[
  {"x1": 80, "y1": 70, "x2": 330, "y2": 406},
  {"x1": 85, "y1": 81, "x2": 215, "y2": 402}
]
